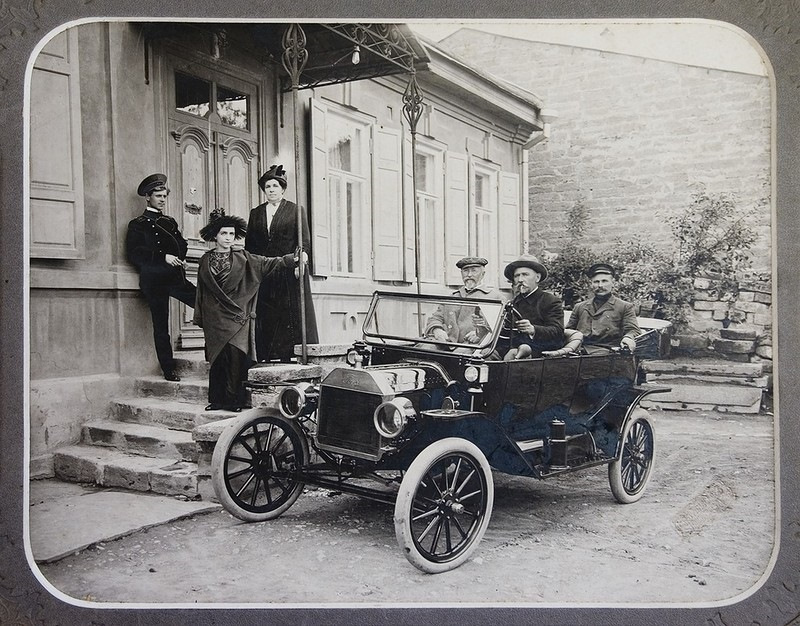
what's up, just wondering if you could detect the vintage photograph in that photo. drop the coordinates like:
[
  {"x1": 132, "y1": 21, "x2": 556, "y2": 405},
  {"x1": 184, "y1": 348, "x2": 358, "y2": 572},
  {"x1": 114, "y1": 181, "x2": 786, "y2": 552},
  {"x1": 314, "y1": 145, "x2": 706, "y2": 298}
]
[{"x1": 24, "y1": 16, "x2": 775, "y2": 612}]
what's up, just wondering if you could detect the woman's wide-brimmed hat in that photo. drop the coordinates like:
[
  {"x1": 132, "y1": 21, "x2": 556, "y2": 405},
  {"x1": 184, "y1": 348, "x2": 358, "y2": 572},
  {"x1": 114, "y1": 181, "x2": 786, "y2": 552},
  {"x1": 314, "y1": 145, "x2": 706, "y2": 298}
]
[
  {"x1": 199, "y1": 208, "x2": 247, "y2": 241},
  {"x1": 503, "y1": 254, "x2": 549, "y2": 282},
  {"x1": 258, "y1": 164, "x2": 288, "y2": 191}
]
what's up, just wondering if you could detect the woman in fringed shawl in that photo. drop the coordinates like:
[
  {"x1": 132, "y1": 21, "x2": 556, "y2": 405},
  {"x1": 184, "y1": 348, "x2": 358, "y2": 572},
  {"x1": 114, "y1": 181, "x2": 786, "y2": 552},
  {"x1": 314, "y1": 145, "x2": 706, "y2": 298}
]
[{"x1": 194, "y1": 210, "x2": 298, "y2": 411}]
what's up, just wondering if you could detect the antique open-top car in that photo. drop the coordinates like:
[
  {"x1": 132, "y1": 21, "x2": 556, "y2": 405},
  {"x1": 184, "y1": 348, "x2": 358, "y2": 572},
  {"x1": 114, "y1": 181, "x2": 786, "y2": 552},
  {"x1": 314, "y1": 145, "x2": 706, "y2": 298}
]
[{"x1": 211, "y1": 291, "x2": 671, "y2": 573}]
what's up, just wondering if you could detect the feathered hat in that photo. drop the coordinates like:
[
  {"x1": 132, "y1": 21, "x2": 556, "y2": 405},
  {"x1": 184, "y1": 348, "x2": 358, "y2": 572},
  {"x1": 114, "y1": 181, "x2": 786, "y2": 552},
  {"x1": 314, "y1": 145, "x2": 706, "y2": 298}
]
[
  {"x1": 258, "y1": 164, "x2": 288, "y2": 191},
  {"x1": 199, "y1": 208, "x2": 247, "y2": 241}
]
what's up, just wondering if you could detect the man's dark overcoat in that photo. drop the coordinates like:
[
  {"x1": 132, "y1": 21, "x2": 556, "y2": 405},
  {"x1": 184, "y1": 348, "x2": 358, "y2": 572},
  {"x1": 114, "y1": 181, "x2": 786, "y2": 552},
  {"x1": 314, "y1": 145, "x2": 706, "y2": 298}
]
[
  {"x1": 245, "y1": 199, "x2": 319, "y2": 360},
  {"x1": 499, "y1": 288, "x2": 565, "y2": 355},
  {"x1": 126, "y1": 212, "x2": 191, "y2": 290}
]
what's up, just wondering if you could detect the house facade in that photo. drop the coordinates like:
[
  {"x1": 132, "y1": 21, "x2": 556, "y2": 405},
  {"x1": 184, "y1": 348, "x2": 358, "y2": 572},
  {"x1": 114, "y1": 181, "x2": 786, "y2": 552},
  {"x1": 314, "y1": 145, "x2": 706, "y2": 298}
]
[{"x1": 28, "y1": 22, "x2": 543, "y2": 469}]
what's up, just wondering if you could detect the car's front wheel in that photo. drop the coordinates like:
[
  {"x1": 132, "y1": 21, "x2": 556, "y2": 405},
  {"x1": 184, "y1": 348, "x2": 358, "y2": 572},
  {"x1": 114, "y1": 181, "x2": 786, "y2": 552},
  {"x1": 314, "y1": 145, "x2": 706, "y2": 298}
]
[
  {"x1": 212, "y1": 412, "x2": 308, "y2": 522},
  {"x1": 394, "y1": 438, "x2": 494, "y2": 573},
  {"x1": 608, "y1": 408, "x2": 655, "y2": 504}
]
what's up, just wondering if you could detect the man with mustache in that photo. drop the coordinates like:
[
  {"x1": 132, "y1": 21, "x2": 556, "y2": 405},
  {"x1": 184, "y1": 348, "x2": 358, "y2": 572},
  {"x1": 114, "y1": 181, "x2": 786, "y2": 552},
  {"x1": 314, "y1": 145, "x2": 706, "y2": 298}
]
[
  {"x1": 567, "y1": 263, "x2": 640, "y2": 353},
  {"x1": 496, "y1": 255, "x2": 564, "y2": 360},
  {"x1": 424, "y1": 257, "x2": 503, "y2": 344}
]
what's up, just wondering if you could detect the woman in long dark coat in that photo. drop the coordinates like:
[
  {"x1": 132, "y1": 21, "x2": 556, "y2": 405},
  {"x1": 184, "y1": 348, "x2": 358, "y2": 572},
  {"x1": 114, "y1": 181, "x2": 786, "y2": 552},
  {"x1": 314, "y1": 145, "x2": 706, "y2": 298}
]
[
  {"x1": 245, "y1": 164, "x2": 319, "y2": 362},
  {"x1": 194, "y1": 211, "x2": 297, "y2": 411}
]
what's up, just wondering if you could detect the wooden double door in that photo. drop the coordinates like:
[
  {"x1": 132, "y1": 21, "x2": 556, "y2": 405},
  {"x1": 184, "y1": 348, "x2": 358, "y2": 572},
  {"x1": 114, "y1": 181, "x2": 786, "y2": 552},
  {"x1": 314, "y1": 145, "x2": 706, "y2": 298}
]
[{"x1": 161, "y1": 54, "x2": 265, "y2": 348}]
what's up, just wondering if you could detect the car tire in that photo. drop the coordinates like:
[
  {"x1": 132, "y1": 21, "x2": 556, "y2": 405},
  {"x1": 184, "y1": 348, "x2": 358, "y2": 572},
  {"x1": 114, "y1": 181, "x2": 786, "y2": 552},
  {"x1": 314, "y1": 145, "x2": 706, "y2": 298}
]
[
  {"x1": 394, "y1": 437, "x2": 494, "y2": 573},
  {"x1": 211, "y1": 412, "x2": 308, "y2": 522},
  {"x1": 608, "y1": 408, "x2": 655, "y2": 504}
]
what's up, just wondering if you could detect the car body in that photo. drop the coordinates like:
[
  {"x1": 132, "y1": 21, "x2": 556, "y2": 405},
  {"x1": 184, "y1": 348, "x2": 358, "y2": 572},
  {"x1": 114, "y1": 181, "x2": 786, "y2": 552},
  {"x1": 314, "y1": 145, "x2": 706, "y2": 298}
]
[{"x1": 212, "y1": 291, "x2": 671, "y2": 573}]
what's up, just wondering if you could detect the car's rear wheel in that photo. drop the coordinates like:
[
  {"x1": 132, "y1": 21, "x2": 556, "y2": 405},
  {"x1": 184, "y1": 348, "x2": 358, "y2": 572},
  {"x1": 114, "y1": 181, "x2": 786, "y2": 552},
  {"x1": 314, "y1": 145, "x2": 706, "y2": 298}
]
[
  {"x1": 608, "y1": 408, "x2": 655, "y2": 504},
  {"x1": 394, "y1": 438, "x2": 494, "y2": 573},
  {"x1": 212, "y1": 413, "x2": 308, "y2": 522}
]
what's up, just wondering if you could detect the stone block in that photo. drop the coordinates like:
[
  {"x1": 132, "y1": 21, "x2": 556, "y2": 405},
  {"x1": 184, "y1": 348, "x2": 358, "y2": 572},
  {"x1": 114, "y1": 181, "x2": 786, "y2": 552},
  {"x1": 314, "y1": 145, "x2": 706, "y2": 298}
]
[
  {"x1": 693, "y1": 300, "x2": 720, "y2": 311},
  {"x1": 736, "y1": 291, "x2": 755, "y2": 302},
  {"x1": 755, "y1": 345, "x2": 773, "y2": 359},
  {"x1": 671, "y1": 333, "x2": 709, "y2": 351},
  {"x1": 104, "y1": 464, "x2": 151, "y2": 491},
  {"x1": 720, "y1": 327, "x2": 758, "y2": 341},
  {"x1": 248, "y1": 363, "x2": 322, "y2": 384},
  {"x1": 642, "y1": 358, "x2": 763, "y2": 378},
  {"x1": 693, "y1": 277, "x2": 713, "y2": 290},
  {"x1": 753, "y1": 313, "x2": 772, "y2": 326},
  {"x1": 639, "y1": 382, "x2": 763, "y2": 413},
  {"x1": 53, "y1": 451, "x2": 104, "y2": 484},
  {"x1": 30, "y1": 455, "x2": 55, "y2": 480},
  {"x1": 753, "y1": 292, "x2": 772, "y2": 304},
  {"x1": 149, "y1": 467, "x2": 197, "y2": 496},
  {"x1": 713, "y1": 338, "x2": 755, "y2": 354},
  {"x1": 734, "y1": 301, "x2": 770, "y2": 315}
]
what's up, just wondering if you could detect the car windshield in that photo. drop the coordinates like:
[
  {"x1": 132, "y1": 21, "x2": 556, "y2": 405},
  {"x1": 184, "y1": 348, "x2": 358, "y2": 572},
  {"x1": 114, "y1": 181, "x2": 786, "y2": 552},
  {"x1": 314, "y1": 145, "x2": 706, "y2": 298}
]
[{"x1": 362, "y1": 292, "x2": 506, "y2": 355}]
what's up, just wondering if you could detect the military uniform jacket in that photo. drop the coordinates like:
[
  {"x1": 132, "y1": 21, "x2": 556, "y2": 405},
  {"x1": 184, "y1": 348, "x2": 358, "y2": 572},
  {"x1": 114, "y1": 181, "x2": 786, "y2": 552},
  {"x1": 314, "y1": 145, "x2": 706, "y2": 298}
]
[
  {"x1": 424, "y1": 284, "x2": 504, "y2": 343},
  {"x1": 194, "y1": 250, "x2": 295, "y2": 364},
  {"x1": 567, "y1": 294, "x2": 641, "y2": 346},
  {"x1": 126, "y1": 211, "x2": 189, "y2": 290}
]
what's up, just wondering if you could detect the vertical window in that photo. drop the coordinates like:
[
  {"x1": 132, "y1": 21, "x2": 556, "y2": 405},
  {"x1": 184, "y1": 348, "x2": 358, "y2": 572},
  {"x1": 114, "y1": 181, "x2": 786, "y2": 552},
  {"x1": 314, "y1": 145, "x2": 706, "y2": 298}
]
[
  {"x1": 415, "y1": 149, "x2": 444, "y2": 282},
  {"x1": 472, "y1": 165, "x2": 499, "y2": 278},
  {"x1": 327, "y1": 112, "x2": 368, "y2": 275},
  {"x1": 474, "y1": 171, "x2": 492, "y2": 260}
]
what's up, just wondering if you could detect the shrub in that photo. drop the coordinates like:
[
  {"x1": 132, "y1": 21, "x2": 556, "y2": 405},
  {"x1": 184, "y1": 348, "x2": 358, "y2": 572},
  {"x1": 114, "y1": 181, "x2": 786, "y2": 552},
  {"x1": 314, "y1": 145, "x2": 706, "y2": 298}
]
[{"x1": 546, "y1": 190, "x2": 758, "y2": 332}]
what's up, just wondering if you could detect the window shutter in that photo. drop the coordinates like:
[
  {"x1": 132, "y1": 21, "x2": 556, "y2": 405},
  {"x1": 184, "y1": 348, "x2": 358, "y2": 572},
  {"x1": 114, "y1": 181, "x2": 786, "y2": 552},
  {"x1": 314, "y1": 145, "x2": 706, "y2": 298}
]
[
  {"x1": 309, "y1": 98, "x2": 331, "y2": 277},
  {"x1": 498, "y1": 171, "x2": 521, "y2": 284},
  {"x1": 402, "y1": 131, "x2": 415, "y2": 282},
  {"x1": 372, "y1": 126, "x2": 404, "y2": 280},
  {"x1": 444, "y1": 152, "x2": 469, "y2": 285},
  {"x1": 30, "y1": 30, "x2": 85, "y2": 259}
]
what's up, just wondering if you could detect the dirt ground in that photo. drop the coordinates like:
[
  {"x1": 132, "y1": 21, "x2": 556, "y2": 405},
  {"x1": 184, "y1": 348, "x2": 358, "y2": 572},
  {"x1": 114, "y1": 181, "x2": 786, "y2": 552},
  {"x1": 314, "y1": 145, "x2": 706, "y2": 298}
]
[{"x1": 37, "y1": 409, "x2": 775, "y2": 607}]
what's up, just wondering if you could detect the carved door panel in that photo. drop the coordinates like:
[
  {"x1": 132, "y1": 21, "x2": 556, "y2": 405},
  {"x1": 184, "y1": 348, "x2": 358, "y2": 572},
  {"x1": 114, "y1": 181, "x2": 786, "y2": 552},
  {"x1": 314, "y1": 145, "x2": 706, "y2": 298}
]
[{"x1": 164, "y1": 60, "x2": 260, "y2": 349}]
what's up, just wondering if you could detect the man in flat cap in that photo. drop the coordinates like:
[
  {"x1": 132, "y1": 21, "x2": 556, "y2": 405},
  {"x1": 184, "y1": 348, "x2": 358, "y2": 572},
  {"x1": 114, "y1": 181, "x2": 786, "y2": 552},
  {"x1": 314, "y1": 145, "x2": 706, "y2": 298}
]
[
  {"x1": 126, "y1": 173, "x2": 196, "y2": 381},
  {"x1": 495, "y1": 255, "x2": 564, "y2": 359},
  {"x1": 567, "y1": 263, "x2": 640, "y2": 352},
  {"x1": 424, "y1": 257, "x2": 503, "y2": 344}
]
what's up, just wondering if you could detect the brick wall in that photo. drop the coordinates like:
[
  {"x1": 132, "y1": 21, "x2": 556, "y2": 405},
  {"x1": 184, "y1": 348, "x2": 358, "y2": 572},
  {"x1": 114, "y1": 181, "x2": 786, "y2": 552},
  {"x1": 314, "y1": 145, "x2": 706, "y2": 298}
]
[{"x1": 440, "y1": 30, "x2": 772, "y2": 272}]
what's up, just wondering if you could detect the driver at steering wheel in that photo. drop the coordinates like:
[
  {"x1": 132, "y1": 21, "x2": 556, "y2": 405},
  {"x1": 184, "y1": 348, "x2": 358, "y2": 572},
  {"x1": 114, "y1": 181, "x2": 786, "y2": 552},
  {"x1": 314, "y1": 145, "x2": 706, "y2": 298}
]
[{"x1": 424, "y1": 257, "x2": 504, "y2": 344}]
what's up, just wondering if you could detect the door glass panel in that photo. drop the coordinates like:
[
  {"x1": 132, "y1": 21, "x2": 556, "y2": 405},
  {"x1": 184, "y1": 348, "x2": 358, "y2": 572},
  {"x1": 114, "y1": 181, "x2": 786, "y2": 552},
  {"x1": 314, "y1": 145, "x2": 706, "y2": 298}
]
[
  {"x1": 175, "y1": 72, "x2": 210, "y2": 118},
  {"x1": 217, "y1": 84, "x2": 248, "y2": 130}
]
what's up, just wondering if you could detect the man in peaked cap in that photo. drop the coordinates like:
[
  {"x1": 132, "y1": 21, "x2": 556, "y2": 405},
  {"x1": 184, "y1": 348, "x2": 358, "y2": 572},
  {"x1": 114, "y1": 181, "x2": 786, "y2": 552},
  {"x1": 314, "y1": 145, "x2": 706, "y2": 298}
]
[
  {"x1": 424, "y1": 257, "x2": 504, "y2": 344},
  {"x1": 495, "y1": 254, "x2": 564, "y2": 359},
  {"x1": 126, "y1": 173, "x2": 196, "y2": 381},
  {"x1": 567, "y1": 262, "x2": 640, "y2": 352}
]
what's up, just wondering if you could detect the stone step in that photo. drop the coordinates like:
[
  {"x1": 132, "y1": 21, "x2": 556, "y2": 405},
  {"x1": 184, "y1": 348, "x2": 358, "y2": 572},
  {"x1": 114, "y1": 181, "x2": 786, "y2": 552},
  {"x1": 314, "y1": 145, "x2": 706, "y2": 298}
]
[
  {"x1": 134, "y1": 375, "x2": 208, "y2": 403},
  {"x1": 640, "y1": 381, "x2": 763, "y2": 414},
  {"x1": 174, "y1": 350, "x2": 210, "y2": 376},
  {"x1": 82, "y1": 420, "x2": 197, "y2": 463},
  {"x1": 53, "y1": 445, "x2": 198, "y2": 497},
  {"x1": 642, "y1": 358, "x2": 764, "y2": 379},
  {"x1": 110, "y1": 397, "x2": 240, "y2": 431}
]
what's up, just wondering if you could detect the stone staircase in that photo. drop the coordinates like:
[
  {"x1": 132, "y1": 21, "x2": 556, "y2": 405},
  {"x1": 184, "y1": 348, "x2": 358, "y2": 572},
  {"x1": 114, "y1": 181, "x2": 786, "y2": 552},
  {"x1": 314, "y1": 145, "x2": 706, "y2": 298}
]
[
  {"x1": 51, "y1": 352, "x2": 325, "y2": 501},
  {"x1": 640, "y1": 357, "x2": 770, "y2": 414},
  {"x1": 51, "y1": 352, "x2": 228, "y2": 499}
]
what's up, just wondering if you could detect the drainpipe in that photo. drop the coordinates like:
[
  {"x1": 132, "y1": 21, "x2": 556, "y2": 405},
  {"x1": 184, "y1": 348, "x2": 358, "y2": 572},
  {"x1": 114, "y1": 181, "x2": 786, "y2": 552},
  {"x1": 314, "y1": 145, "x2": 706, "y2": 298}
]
[{"x1": 521, "y1": 109, "x2": 558, "y2": 254}]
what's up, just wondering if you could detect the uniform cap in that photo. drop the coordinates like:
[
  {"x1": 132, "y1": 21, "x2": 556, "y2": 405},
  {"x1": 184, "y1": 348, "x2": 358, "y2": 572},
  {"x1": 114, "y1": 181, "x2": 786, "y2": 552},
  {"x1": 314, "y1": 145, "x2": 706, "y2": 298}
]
[
  {"x1": 456, "y1": 257, "x2": 488, "y2": 269},
  {"x1": 137, "y1": 173, "x2": 168, "y2": 196},
  {"x1": 585, "y1": 263, "x2": 616, "y2": 278}
]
